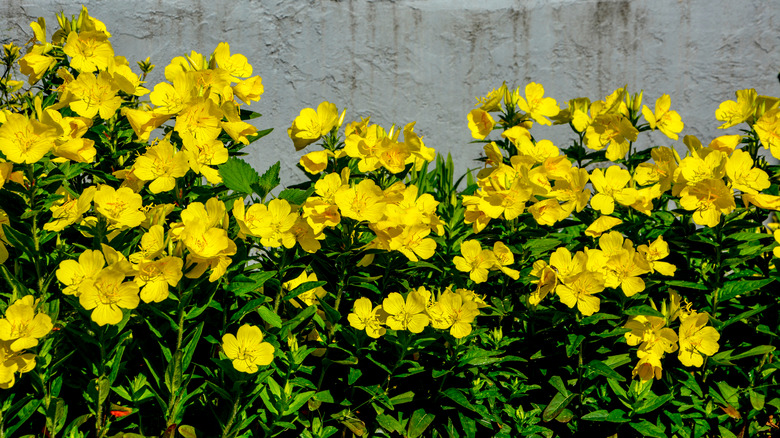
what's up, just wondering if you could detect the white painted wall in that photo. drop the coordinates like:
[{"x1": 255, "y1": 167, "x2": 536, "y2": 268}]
[{"x1": 2, "y1": 0, "x2": 779, "y2": 186}]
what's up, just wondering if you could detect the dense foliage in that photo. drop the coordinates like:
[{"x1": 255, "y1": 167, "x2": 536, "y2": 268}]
[{"x1": 0, "y1": 7, "x2": 779, "y2": 438}]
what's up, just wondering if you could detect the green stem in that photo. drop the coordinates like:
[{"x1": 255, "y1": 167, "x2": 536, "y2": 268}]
[{"x1": 221, "y1": 392, "x2": 242, "y2": 438}]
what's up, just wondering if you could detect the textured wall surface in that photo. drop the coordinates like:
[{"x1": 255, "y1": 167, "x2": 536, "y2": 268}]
[{"x1": 2, "y1": 0, "x2": 779, "y2": 186}]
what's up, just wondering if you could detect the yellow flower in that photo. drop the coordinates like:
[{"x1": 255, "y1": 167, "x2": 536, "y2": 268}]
[
  {"x1": 467, "y1": 109, "x2": 495, "y2": 140},
  {"x1": 288, "y1": 102, "x2": 339, "y2": 151},
  {"x1": 529, "y1": 260, "x2": 558, "y2": 306},
  {"x1": 283, "y1": 270, "x2": 327, "y2": 307},
  {"x1": 79, "y1": 268, "x2": 140, "y2": 326},
  {"x1": 383, "y1": 291, "x2": 429, "y2": 333},
  {"x1": 18, "y1": 46, "x2": 56, "y2": 84},
  {"x1": 754, "y1": 108, "x2": 780, "y2": 159},
  {"x1": 62, "y1": 30, "x2": 114, "y2": 72},
  {"x1": 334, "y1": 179, "x2": 386, "y2": 223},
  {"x1": 0, "y1": 296, "x2": 53, "y2": 352},
  {"x1": 347, "y1": 298, "x2": 387, "y2": 339},
  {"x1": 556, "y1": 271, "x2": 605, "y2": 316},
  {"x1": 0, "y1": 113, "x2": 57, "y2": 164},
  {"x1": 221, "y1": 324, "x2": 275, "y2": 373},
  {"x1": 516, "y1": 82, "x2": 560, "y2": 125},
  {"x1": 590, "y1": 166, "x2": 637, "y2": 215},
  {"x1": 474, "y1": 83, "x2": 507, "y2": 112},
  {"x1": 212, "y1": 42, "x2": 252, "y2": 79},
  {"x1": 94, "y1": 185, "x2": 146, "y2": 229},
  {"x1": 175, "y1": 98, "x2": 223, "y2": 145},
  {"x1": 715, "y1": 88, "x2": 756, "y2": 129},
  {"x1": 43, "y1": 186, "x2": 95, "y2": 232},
  {"x1": 135, "y1": 256, "x2": 183, "y2": 303},
  {"x1": 678, "y1": 312, "x2": 720, "y2": 367},
  {"x1": 453, "y1": 240, "x2": 496, "y2": 284},
  {"x1": 679, "y1": 178, "x2": 735, "y2": 227},
  {"x1": 584, "y1": 114, "x2": 638, "y2": 161},
  {"x1": 637, "y1": 236, "x2": 676, "y2": 276},
  {"x1": 585, "y1": 215, "x2": 623, "y2": 238},
  {"x1": 0, "y1": 341, "x2": 36, "y2": 389},
  {"x1": 642, "y1": 94, "x2": 684, "y2": 140},
  {"x1": 68, "y1": 71, "x2": 123, "y2": 119},
  {"x1": 133, "y1": 138, "x2": 189, "y2": 193},
  {"x1": 182, "y1": 138, "x2": 229, "y2": 184},
  {"x1": 56, "y1": 249, "x2": 105, "y2": 296},
  {"x1": 427, "y1": 290, "x2": 480, "y2": 338},
  {"x1": 233, "y1": 76, "x2": 264, "y2": 104}
]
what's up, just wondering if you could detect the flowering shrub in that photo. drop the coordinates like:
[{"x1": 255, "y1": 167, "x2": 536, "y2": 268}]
[{"x1": 0, "y1": 7, "x2": 779, "y2": 438}]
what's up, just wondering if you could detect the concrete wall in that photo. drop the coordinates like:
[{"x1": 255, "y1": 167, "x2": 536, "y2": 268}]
[{"x1": 2, "y1": 0, "x2": 779, "y2": 186}]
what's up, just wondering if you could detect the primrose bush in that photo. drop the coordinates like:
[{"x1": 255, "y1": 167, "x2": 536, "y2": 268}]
[{"x1": 0, "y1": 6, "x2": 779, "y2": 438}]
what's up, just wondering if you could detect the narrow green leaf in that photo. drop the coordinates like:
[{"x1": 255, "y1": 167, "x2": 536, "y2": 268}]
[
  {"x1": 630, "y1": 420, "x2": 667, "y2": 438},
  {"x1": 584, "y1": 360, "x2": 626, "y2": 382},
  {"x1": 730, "y1": 345, "x2": 775, "y2": 360},
  {"x1": 665, "y1": 280, "x2": 708, "y2": 290},
  {"x1": 633, "y1": 393, "x2": 673, "y2": 415}
]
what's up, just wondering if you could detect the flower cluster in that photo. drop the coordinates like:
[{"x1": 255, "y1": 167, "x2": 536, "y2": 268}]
[
  {"x1": 530, "y1": 232, "x2": 675, "y2": 316},
  {"x1": 348, "y1": 286, "x2": 486, "y2": 339},
  {"x1": 0, "y1": 296, "x2": 53, "y2": 388},
  {"x1": 624, "y1": 291, "x2": 720, "y2": 380}
]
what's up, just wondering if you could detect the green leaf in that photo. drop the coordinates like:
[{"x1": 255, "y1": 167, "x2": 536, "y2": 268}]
[
  {"x1": 389, "y1": 391, "x2": 414, "y2": 406},
  {"x1": 542, "y1": 392, "x2": 576, "y2": 422},
  {"x1": 630, "y1": 420, "x2": 667, "y2": 438},
  {"x1": 278, "y1": 187, "x2": 315, "y2": 205},
  {"x1": 623, "y1": 305, "x2": 664, "y2": 318},
  {"x1": 719, "y1": 278, "x2": 775, "y2": 301},
  {"x1": 634, "y1": 393, "x2": 673, "y2": 415},
  {"x1": 584, "y1": 360, "x2": 626, "y2": 382},
  {"x1": 376, "y1": 414, "x2": 404, "y2": 434},
  {"x1": 219, "y1": 157, "x2": 259, "y2": 194},
  {"x1": 226, "y1": 271, "x2": 276, "y2": 296},
  {"x1": 581, "y1": 410, "x2": 609, "y2": 421},
  {"x1": 664, "y1": 280, "x2": 709, "y2": 291},
  {"x1": 348, "y1": 369, "x2": 362, "y2": 385},
  {"x1": 284, "y1": 391, "x2": 316, "y2": 415},
  {"x1": 253, "y1": 161, "x2": 281, "y2": 199},
  {"x1": 407, "y1": 408, "x2": 435, "y2": 438},
  {"x1": 548, "y1": 376, "x2": 569, "y2": 396},
  {"x1": 257, "y1": 306, "x2": 282, "y2": 329},
  {"x1": 749, "y1": 388, "x2": 765, "y2": 411},
  {"x1": 566, "y1": 334, "x2": 585, "y2": 358},
  {"x1": 730, "y1": 345, "x2": 775, "y2": 360}
]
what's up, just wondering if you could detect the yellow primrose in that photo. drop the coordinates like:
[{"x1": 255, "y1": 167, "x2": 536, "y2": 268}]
[
  {"x1": 56, "y1": 249, "x2": 105, "y2": 296},
  {"x1": 68, "y1": 71, "x2": 122, "y2": 120},
  {"x1": 175, "y1": 98, "x2": 223, "y2": 145},
  {"x1": 549, "y1": 247, "x2": 587, "y2": 283},
  {"x1": 528, "y1": 198, "x2": 566, "y2": 226},
  {"x1": 283, "y1": 270, "x2": 327, "y2": 307},
  {"x1": 428, "y1": 291, "x2": 480, "y2": 338},
  {"x1": 135, "y1": 256, "x2": 183, "y2": 303},
  {"x1": 44, "y1": 186, "x2": 96, "y2": 232},
  {"x1": 590, "y1": 166, "x2": 637, "y2": 215},
  {"x1": 222, "y1": 324, "x2": 275, "y2": 373},
  {"x1": 491, "y1": 241, "x2": 519, "y2": 280},
  {"x1": 677, "y1": 312, "x2": 720, "y2": 367},
  {"x1": 94, "y1": 185, "x2": 146, "y2": 229},
  {"x1": 637, "y1": 236, "x2": 676, "y2": 276},
  {"x1": 0, "y1": 341, "x2": 36, "y2": 389},
  {"x1": 529, "y1": 260, "x2": 558, "y2": 306},
  {"x1": 585, "y1": 215, "x2": 623, "y2": 238},
  {"x1": 0, "y1": 113, "x2": 57, "y2": 164},
  {"x1": 388, "y1": 225, "x2": 436, "y2": 262},
  {"x1": 62, "y1": 30, "x2": 114, "y2": 73},
  {"x1": 555, "y1": 271, "x2": 605, "y2": 316},
  {"x1": 182, "y1": 138, "x2": 229, "y2": 184},
  {"x1": 383, "y1": 291, "x2": 429, "y2": 333},
  {"x1": 212, "y1": 42, "x2": 252, "y2": 79},
  {"x1": 347, "y1": 298, "x2": 387, "y2": 339},
  {"x1": 475, "y1": 83, "x2": 507, "y2": 112},
  {"x1": 624, "y1": 315, "x2": 679, "y2": 359},
  {"x1": 18, "y1": 45, "x2": 56, "y2": 85},
  {"x1": 79, "y1": 268, "x2": 140, "y2": 326},
  {"x1": 233, "y1": 76, "x2": 264, "y2": 104},
  {"x1": 584, "y1": 114, "x2": 638, "y2": 161},
  {"x1": 467, "y1": 109, "x2": 495, "y2": 140},
  {"x1": 288, "y1": 101, "x2": 339, "y2": 151},
  {"x1": 149, "y1": 74, "x2": 195, "y2": 115},
  {"x1": 754, "y1": 108, "x2": 780, "y2": 159},
  {"x1": 334, "y1": 179, "x2": 386, "y2": 223},
  {"x1": 715, "y1": 88, "x2": 756, "y2": 129},
  {"x1": 708, "y1": 134, "x2": 742, "y2": 154},
  {"x1": 642, "y1": 94, "x2": 684, "y2": 140},
  {"x1": 130, "y1": 225, "x2": 166, "y2": 264},
  {"x1": 0, "y1": 296, "x2": 53, "y2": 352},
  {"x1": 678, "y1": 178, "x2": 735, "y2": 227},
  {"x1": 516, "y1": 82, "x2": 560, "y2": 125},
  {"x1": 453, "y1": 240, "x2": 496, "y2": 284},
  {"x1": 133, "y1": 138, "x2": 189, "y2": 193}
]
